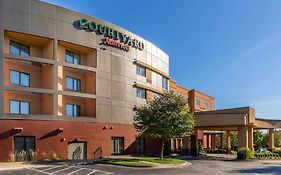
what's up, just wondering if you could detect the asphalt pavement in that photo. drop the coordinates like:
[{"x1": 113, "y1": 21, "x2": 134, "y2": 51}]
[{"x1": 0, "y1": 158, "x2": 281, "y2": 175}]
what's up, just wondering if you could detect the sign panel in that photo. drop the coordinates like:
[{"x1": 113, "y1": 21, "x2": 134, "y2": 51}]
[{"x1": 79, "y1": 18, "x2": 144, "y2": 52}]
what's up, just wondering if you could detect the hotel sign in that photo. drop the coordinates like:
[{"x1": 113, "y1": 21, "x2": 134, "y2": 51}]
[{"x1": 79, "y1": 18, "x2": 144, "y2": 52}]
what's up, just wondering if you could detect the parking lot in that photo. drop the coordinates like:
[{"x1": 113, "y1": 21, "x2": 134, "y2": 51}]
[
  {"x1": 1, "y1": 165, "x2": 113, "y2": 175},
  {"x1": 1, "y1": 158, "x2": 281, "y2": 175}
]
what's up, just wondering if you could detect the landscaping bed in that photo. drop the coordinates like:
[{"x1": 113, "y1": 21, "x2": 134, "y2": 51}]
[{"x1": 99, "y1": 157, "x2": 185, "y2": 167}]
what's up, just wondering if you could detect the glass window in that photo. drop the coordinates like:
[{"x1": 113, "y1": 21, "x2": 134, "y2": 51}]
[
  {"x1": 65, "y1": 50, "x2": 81, "y2": 65},
  {"x1": 10, "y1": 100, "x2": 30, "y2": 114},
  {"x1": 10, "y1": 100, "x2": 20, "y2": 114},
  {"x1": 21, "y1": 73, "x2": 30, "y2": 86},
  {"x1": 20, "y1": 102, "x2": 30, "y2": 114},
  {"x1": 10, "y1": 70, "x2": 30, "y2": 87},
  {"x1": 111, "y1": 137, "x2": 124, "y2": 155},
  {"x1": 10, "y1": 70, "x2": 20, "y2": 85},
  {"x1": 14, "y1": 136, "x2": 35, "y2": 155},
  {"x1": 196, "y1": 99, "x2": 201, "y2": 106},
  {"x1": 137, "y1": 87, "x2": 146, "y2": 99},
  {"x1": 136, "y1": 65, "x2": 146, "y2": 77},
  {"x1": 66, "y1": 104, "x2": 81, "y2": 117},
  {"x1": 162, "y1": 77, "x2": 168, "y2": 90},
  {"x1": 204, "y1": 102, "x2": 209, "y2": 109},
  {"x1": 66, "y1": 77, "x2": 81, "y2": 91},
  {"x1": 9, "y1": 40, "x2": 30, "y2": 57}
]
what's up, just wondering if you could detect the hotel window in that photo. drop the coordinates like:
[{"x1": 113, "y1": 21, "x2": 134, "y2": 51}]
[
  {"x1": 136, "y1": 65, "x2": 146, "y2": 77},
  {"x1": 136, "y1": 87, "x2": 146, "y2": 99},
  {"x1": 14, "y1": 136, "x2": 35, "y2": 155},
  {"x1": 111, "y1": 137, "x2": 124, "y2": 155},
  {"x1": 65, "y1": 50, "x2": 81, "y2": 65},
  {"x1": 10, "y1": 100, "x2": 30, "y2": 115},
  {"x1": 10, "y1": 70, "x2": 30, "y2": 87},
  {"x1": 66, "y1": 77, "x2": 81, "y2": 91},
  {"x1": 162, "y1": 77, "x2": 168, "y2": 90},
  {"x1": 204, "y1": 102, "x2": 209, "y2": 109},
  {"x1": 196, "y1": 99, "x2": 201, "y2": 106},
  {"x1": 66, "y1": 104, "x2": 81, "y2": 117},
  {"x1": 10, "y1": 40, "x2": 30, "y2": 57}
]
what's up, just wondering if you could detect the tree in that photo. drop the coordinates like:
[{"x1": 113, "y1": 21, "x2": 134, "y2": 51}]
[
  {"x1": 254, "y1": 130, "x2": 267, "y2": 148},
  {"x1": 230, "y1": 131, "x2": 238, "y2": 149},
  {"x1": 133, "y1": 90, "x2": 195, "y2": 159}
]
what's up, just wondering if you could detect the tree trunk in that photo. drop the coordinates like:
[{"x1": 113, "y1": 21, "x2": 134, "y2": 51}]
[{"x1": 160, "y1": 138, "x2": 165, "y2": 159}]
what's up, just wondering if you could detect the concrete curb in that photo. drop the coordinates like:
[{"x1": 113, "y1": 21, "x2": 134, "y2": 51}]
[{"x1": 92, "y1": 160, "x2": 192, "y2": 169}]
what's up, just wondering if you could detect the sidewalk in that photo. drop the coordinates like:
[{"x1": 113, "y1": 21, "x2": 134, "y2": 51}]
[{"x1": 0, "y1": 162, "x2": 46, "y2": 171}]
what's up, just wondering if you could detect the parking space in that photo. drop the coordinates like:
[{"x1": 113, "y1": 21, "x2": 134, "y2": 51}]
[{"x1": 26, "y1": 165, "x2": 112, "y2": 175}]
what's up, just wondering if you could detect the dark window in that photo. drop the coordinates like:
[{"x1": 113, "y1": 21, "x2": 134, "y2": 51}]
[
  {"x1": 136, "y1": 65, "x2": 146, "y2": 77},
  {"x1": 162, "y1": 77, "x2": 168, "y2": 90},
  {"x1": 66, "y1": 77, "x2": 81, "y2": 91},
  {"x1": 14, "y1": 136, "x2": 35, "y2": 153},
  {"x1": 10, "y1": 70, "x2": 30, "y2": 86},
  {"x1": 196, "y1": 99, "x2": 201, "y2": 106},
  {"x1": 111, "y1": 137, "x2": 124, "y2": 155},
  {"x1": 10, "y1": 100, "x2": 30, "y2": 115},
  {"x1": 10, "y1": 40, "x2": 30, "y2": 57},
  {"x1": 65, "y1": 50, "x2": 81, "y2": 65},
  {"x1": 66, "y1": 104, "x2": 81, "y2": 117},
  {"x1": 136, "y1": 87, "x2": 146, "y2": 99}
]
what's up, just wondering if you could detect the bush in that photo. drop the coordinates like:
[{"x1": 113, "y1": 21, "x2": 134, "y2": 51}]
[
  {"x1": 204, "y1": 149, "x2": 226, "y2": 154},
  {"x1": 255, "y1": 151, "x2": 281, "y2": 160},
  {"x1": 8, "y1": 150, "x2": 37, "y2": 162},
  {"x1": 237, "y1": 148, "x2": 254, "y2": 160}
]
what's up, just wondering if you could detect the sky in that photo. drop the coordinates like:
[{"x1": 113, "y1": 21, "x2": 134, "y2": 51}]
[{"x1": 43, "y1": 0, "x2": 281, "y2": 119}]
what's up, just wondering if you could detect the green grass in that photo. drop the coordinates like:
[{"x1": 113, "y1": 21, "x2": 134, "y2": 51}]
[
  {"x1": 100, "y1": 159, "x2": 153, "y2": 167},
  {"x1": 137, "y1": 157, "x2": 185, "y2": 164},
  {"x1": 100, "y1": 157, "x2": 185, "y2": 167}
]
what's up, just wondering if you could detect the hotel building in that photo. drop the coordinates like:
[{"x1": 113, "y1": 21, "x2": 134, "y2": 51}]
[{"x1": 0, "y1": 0, "x2": 280, "y2": 161}]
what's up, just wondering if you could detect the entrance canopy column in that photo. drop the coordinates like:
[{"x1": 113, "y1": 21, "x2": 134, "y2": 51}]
[
  {"x1": 238, "y1": 126, "x2": 248, "y2": 149},
  {"x1": 248, "y1": 126, "x2": 254, "y2": 151},
  {"x1": 269, "y1": 128, "x2": 275, "y2": 151}
]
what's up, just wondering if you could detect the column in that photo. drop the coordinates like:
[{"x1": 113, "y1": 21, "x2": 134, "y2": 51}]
[
  {"x1": 211, "y1": 134, "x2": 216, "y2": 149},
  {"x1": 53, "y1": 39, "x2": 58, "y2": 116},
  {"x1": 226, "y1": 131, "x2": 231, "y2": 154},
  {"x1": 238, "y1": 126, "x2": 248, "y2": 149},
  {"x1": 269, "y1": 128, "x2": 275, "y2": 151},
  {"x1": 248, "y1": 127, "x2": 254, "y2": 151}
]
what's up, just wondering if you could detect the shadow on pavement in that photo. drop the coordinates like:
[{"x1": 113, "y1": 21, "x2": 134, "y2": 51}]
[{"x1": 232, "y1": 165, "x2": 281, "y2": 175}]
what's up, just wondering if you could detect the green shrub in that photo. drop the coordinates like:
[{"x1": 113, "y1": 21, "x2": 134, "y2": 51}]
[{"x1": 237, "y1": 148, "x2": 254, "y2": 160}]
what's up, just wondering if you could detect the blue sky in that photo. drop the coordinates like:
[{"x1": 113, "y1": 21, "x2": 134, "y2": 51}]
[{"x1": 43, "y1": 0, "x2": 281, "y2": 119}]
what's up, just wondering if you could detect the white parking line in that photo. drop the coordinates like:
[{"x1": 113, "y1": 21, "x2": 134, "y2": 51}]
[
  {"x1": 66, "y1": 168, "x2": 83, "y2": 175},
  {"x1": 41, "y1": 165, "x2": 63, "y2": 171},
  {"x1": 52, "y1": 167, "x2": 72, "y2": 173},
  {"x1": 26, "y1": 167, "x2": 55, "y2": 175},
  {"x1": 27, "y1": 165, "x2": 113, "y2": 175},
  {"x1": 86, "y1": 170, "x2": 97, "y2": 175}
]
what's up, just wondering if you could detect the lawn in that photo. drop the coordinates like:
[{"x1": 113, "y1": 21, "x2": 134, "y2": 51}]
[
  {"x1": 100, "y1": 157, "x2": 185, "y2": 167},
  {"x1": 137, "y1": 157, "x2": 185, "y2": 164}
]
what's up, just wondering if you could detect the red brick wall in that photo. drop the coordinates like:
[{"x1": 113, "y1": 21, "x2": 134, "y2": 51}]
[{"x1": 0, "y1": 119, "x2": 138, "y2": 161}]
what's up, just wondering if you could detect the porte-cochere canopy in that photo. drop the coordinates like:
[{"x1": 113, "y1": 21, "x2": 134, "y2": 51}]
[{"x1": 194, "y1": 107, "x2": 281, "y2": 151}]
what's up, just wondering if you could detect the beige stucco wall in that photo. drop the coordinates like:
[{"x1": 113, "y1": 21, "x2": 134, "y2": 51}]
[{"x1": 0, "y1": 0, "x2": 170, "y2": 125}]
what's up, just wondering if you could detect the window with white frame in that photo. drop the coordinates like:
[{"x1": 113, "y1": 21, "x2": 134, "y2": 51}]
[
  {"x1": 136, "y1": 87, "x2": 146, "y2": 99},
  {"x1": 136, "y1": 65, "x2": 146, "y2": 77}
]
